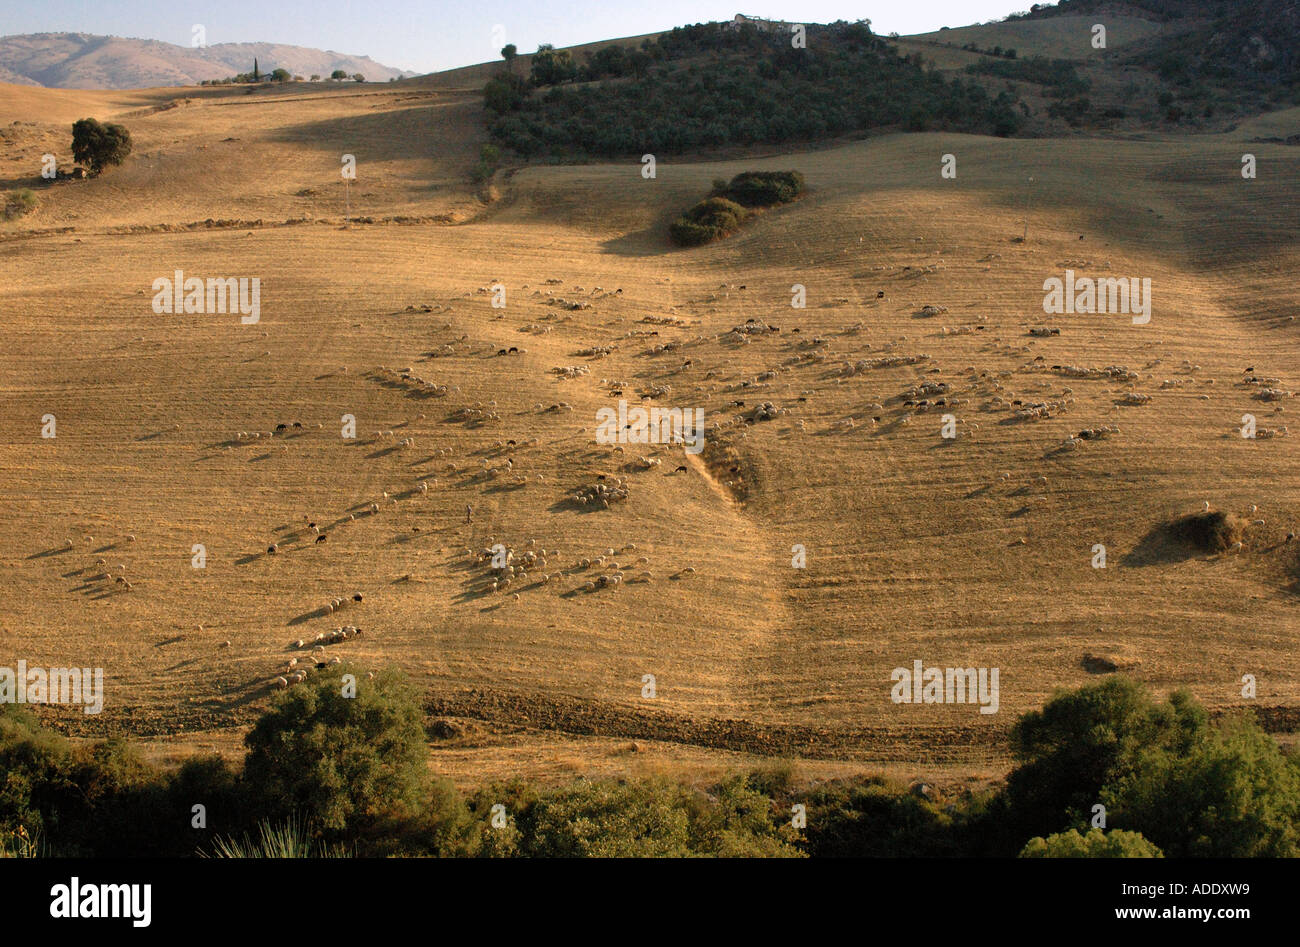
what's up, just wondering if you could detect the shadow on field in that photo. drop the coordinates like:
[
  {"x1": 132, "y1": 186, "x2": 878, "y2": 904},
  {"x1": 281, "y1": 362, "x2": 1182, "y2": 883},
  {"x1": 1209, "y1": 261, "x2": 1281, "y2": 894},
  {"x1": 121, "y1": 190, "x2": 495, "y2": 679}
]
[{"x1": 1123, "y1": 522, "x2": 1202, "y2": 567}]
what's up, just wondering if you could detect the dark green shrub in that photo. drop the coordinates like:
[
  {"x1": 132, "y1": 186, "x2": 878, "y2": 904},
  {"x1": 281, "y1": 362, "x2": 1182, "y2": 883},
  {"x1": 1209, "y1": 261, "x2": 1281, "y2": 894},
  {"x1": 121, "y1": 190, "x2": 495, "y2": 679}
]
[
  {"x1": 995, "y1": 678, "x2": 1207, "y2": 850},
  {"x1": 669, "y1": 196, "x2": 749, "y2": 246},
  {"x1": 1103, "y1": 714, "x2": 1300, "y2": 857},
  {"x1": 723, "y1": 170, "x2": 804, "y2": 206},
  {"x1": 242, "y1": 665, "x2": 432, "y2": 836},
  {"x1": 801, "y1": 777, "x2": 964, "y2": 857}
]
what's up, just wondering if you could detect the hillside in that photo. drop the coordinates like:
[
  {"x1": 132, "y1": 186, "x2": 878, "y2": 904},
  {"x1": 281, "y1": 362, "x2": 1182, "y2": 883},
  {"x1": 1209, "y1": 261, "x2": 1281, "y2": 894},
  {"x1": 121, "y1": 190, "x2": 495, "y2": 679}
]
[
  {"x1": 1, "y1": 62, "x2": 1297, "y2": 788},
  {"x1": 0, "y1": 32, "x2": 413, "y2": 89}
]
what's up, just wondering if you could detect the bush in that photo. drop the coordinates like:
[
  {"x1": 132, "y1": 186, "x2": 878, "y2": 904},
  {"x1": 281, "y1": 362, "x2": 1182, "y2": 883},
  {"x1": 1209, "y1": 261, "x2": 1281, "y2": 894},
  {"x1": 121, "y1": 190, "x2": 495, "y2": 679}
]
[
  {"x1": 669, "y1": 196, "x2": 750, "y2": 246},
  {"x1": 1020, "y1": 828, "x2": 1163, "y2": 858},
  {"x1": 1170, "y1": 511, "x2": 1246, "y2": 552},
  {"x1": 520, "y1": 777, "x2": 801, "y2": 857},
  {"x1": 1103, "y1": 714, "x2": 1300, "y2": 857},
  {"x1": 242, "y1": 665, "x2": 432, "y2": 837},
  {"x1": 3, "y1": 188, "x2": 36, "y2": 220},
  {"x1": 70, "y1": 118, "x2": 132, "y2": 176},
  {"x1": 721, "y1": 170, "x2": 804, "y2": 207},
  {"x1": 802, "y1": 777, "x2": 967, "y2": 856},
  {"x1": 994, "y1": 677, "x2": 1207, "y2": 849}
]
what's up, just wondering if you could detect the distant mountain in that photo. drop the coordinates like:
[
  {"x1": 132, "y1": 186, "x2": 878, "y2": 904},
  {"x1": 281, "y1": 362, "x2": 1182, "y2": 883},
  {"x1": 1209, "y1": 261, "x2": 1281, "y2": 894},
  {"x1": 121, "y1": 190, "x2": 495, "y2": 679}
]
[{"x1": 0, "y1": 32, "x2": 416, "y2": 89}]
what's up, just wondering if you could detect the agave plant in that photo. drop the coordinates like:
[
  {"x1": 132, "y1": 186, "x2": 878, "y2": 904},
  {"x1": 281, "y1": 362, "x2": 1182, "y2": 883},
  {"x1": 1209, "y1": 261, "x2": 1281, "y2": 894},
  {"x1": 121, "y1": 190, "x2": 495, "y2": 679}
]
[{"x1": 204, "y1": 814, "x2": 351, "y2": 858}]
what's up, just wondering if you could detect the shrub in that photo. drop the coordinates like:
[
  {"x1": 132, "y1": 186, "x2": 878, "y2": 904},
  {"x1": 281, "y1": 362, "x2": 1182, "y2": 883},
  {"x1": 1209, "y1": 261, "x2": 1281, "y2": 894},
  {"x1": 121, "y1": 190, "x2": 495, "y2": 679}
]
[
  {"x1": 1170, "y1": 511, "x2": 1246, "y2": 552},
  {"x1": 995, "y1": 677, "x2": 1207, "y2": 849},
  {"x1": 242, "y1": 665, "x2": 432, "y2": 836},
  {"x1": 801, "y1": 777, "x2": 965, "y2": 857},
  {"x1": 1020, "y1": 828, "x2": 1163, "y2": 858},
  {"x1": 1103, "y1": 714, "x2": 1300, "y2": 857},
  {"x1": 721, "y1": 170, "x2": 804, "y2": 207},
  {"x1": 70, "y1": 118, "x2": 132, "y2": 176},
  {"x1": 669, "y1": 196, "x2": 749, "y2": 246},
  {"x1": 484, "y1": 73, "x2": 530, "y2": 115},
  {"x1": 3, "y1": 188, "x2": 36, "y2": 220}
]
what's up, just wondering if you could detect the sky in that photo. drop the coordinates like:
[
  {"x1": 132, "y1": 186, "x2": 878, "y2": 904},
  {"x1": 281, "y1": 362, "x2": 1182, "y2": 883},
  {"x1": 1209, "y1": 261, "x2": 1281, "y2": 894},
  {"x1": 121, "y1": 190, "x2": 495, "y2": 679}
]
[{"x1": 0, "y1": 1, "x2": 1030, "y2": 74}]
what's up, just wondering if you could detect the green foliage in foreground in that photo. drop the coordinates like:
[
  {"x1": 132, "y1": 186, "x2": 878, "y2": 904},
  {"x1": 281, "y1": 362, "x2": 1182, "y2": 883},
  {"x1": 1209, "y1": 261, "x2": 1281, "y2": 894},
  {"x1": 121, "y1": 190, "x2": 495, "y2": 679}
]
[
  {"x1": 4, "y1": 671, "x2": 1298, "y2": 857},
  {"x1": 1020, "y1": 828, "x2": 1163, "y2": 858}
]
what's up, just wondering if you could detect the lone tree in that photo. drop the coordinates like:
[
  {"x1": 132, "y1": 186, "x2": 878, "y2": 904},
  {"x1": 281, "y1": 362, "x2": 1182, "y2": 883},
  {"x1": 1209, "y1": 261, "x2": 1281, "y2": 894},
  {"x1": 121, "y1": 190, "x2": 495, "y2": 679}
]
[
  {"x1": 331, "y1": 69, "x2": 348, "y2": 80},
  {"x1": 70, "y1": 118, "x2": 132, "y2": 176},
  {"x1": 253, "y1": 57, "x2": 260, "y2": 81},
  {"x1": 501, "y1": 43, "x2": 517, "y2": 73}
]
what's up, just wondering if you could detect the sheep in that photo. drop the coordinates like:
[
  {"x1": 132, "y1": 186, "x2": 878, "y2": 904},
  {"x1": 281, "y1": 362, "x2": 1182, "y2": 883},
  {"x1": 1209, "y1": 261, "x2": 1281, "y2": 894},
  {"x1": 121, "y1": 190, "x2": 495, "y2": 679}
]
[
  {"x1": 316, "y1": 534, "x2": 327, "y2": 544},
  {"x1": 268, "y1": 543, "x2": 278, "y2": 555},
  {"x1": 218, "y1": 640, "x2": 231, "y2": 650},
  {"x1": 274, "y1": 676, "x2": 289, "y2": 689}
]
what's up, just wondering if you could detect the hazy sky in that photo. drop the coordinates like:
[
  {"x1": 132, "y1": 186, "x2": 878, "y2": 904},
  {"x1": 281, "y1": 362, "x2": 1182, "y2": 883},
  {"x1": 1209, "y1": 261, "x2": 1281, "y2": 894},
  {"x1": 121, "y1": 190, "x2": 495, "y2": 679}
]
[{"x1": 0, "y1": 1, "x2": 1028, "y2": 74}]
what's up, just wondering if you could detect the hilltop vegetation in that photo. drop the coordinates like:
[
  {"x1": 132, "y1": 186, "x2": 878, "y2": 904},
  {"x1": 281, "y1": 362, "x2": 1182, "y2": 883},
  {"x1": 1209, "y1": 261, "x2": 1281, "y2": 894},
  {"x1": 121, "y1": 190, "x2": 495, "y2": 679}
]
[
  {"x1": 1016, "y1": 0, "x2": 1300, "y2": 102},
  {"x1": 484, "y1": 21, "x2": 1024, "y2": 158}
]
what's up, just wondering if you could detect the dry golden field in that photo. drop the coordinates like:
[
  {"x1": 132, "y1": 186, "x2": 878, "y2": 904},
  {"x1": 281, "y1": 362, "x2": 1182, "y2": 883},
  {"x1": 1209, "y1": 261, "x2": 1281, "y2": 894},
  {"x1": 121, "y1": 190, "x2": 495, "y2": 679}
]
[{"x1": 1, "y1": 66, "x2": 1297, "y2": 790}]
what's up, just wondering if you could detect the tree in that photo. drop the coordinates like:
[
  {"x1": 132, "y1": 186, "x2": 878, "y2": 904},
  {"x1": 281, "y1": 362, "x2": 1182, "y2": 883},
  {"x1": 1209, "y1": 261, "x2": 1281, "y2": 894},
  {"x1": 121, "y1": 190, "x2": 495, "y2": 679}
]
[
  {"x1": 270, "y1": 68, "x2": 291, "y2": 83},
  {"x1": 1103, "y1": 714, "x2": 1300, "y2": 857},
  {"x1": 242, "y1": 665, "x2": 432, "y2": 835},
  {"x1": 530, "y1": 44, "x2": 577, "y2": 86},
  {"x1": 483, "y1": 73, "x2": 528, "y2": 114},
  {"x1": 997, "y1": 678, "x2": 1206, "y2": 843},
  {"x1": 352, "y1": 73, "x2": 365, "y2": 82},
  {"x1": 309, "y1": 74, "x2": 320, "y2": 81},
  {"x1": 331, "y1": 69, "x2": 348, "y2": 80},
  {"x1": 501, "y1": 43, "x2": 518, "y2": 74},
  {"x1": 253, "y1": 57, "x2": 260, "y2": 81},
  {"x1": 70, "y1": 118, "x2": 133, "y2": 176}
]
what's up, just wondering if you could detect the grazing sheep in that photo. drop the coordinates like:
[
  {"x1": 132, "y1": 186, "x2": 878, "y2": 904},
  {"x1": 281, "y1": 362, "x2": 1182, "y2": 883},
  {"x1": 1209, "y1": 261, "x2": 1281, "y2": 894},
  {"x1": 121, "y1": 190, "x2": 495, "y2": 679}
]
[
  {"x1": 268, "y1": 543, "x2": 278, "y2": 554},
  {"x1": 316, "y1": 534, "x2": 327, "y2": 544},
  {"x1": 274, "y1": 676, "x2": 288, "y2": 689},
  {"x1": 218, "y1": 640, "x2": 231, "y2": 649}
]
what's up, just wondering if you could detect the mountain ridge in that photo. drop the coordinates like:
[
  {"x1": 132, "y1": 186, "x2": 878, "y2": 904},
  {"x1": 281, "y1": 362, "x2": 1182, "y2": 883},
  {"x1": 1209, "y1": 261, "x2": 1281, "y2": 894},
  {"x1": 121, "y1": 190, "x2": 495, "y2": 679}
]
[{"x1": 0, "y1": 31, "x2": 415, "y2": 89}]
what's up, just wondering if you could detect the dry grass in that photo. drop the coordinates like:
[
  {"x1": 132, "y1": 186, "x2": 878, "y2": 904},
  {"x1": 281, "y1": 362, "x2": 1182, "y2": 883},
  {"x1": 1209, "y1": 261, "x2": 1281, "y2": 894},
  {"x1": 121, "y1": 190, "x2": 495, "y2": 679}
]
[{"x1": 1, "y1": 62, "x2": 1298, "y2": 784}]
